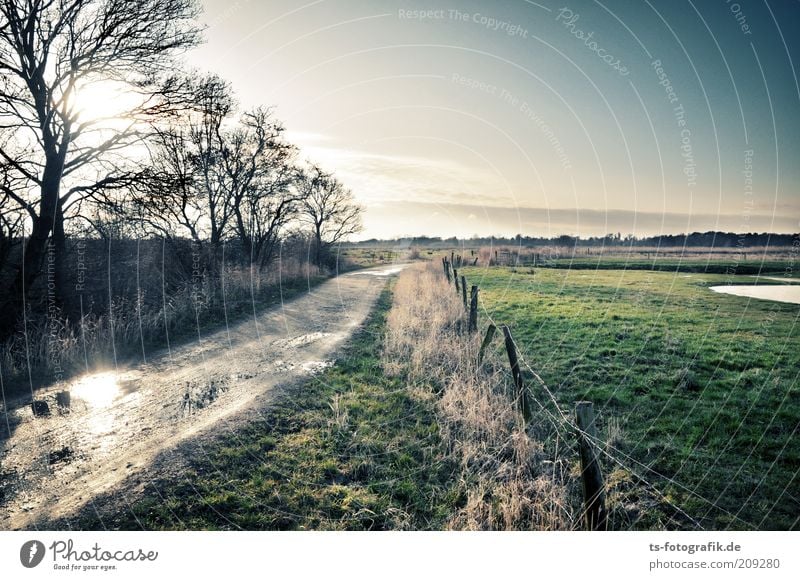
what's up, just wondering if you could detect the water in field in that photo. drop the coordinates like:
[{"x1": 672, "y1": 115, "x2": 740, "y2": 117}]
[
  {"x1": 755, "y1": 276, "x2": 800, "y2": 284},
  {"x1": 710, "y1": 284, "x2": 800, "y2": 304}
]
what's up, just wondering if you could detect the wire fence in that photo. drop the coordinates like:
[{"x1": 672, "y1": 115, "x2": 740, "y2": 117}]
[{"x1": 438, "y1": 254, "x2": 751, "y2": 531}]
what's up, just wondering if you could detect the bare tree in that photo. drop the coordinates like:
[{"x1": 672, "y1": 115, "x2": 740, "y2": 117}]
[
  {"x1": 228, "y1": 108, "x2": 303, "y2": 268},
  {"x1": 133, "y1": 76, "x2": 234, "y2": 250},
  {"x1": 138, "y1": 88, "x2": 307, "y2": 272},
  {"x1": 298, "y1": 165, "x2": 362, "y2": 269},
  {"x1": 0, "y1": 0, "x2": 201, "y2": 334}
]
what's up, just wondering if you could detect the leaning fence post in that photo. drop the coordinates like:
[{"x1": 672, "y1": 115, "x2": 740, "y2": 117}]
[
  {"x1": 575, "y1": 401, "x2": 608, "y2": 531},
  {"x1": 461, "y1": 275, "x2": 467, "y2": 309},
  {"x1": 453, "y1": 268, "x2": 460, "y2": 293},
  {"x1": 477, "y1": 323, "x2": 496, "y2": 365},
  {"x1": 444, "y1": 258, "x2": 452, "y2": 283},
  {"x1": 501, "y1": 325, "x2": 532, "y2": 422},
  {"x1": 468, "y1": 286, "x2": 479, "y2": 333}
]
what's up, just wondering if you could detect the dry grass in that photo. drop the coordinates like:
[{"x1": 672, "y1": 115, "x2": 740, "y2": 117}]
[
  {"x1": 383, "y1": 263, "x2": 575, "y2": 530},
  {"x1": 0, "y1": 256, "x2": 323, "y2": 394}
]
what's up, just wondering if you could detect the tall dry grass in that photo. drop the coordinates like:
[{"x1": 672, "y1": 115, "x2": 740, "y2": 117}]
[
  {"x1": 383, "y1": 262, "x2": 576, "y2": 530},
  {"x1": 0, "y1": 253, "x2": 323, "y2": 395}
]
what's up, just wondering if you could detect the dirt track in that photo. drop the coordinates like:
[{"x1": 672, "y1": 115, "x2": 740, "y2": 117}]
[{"x1": 0, "y1": 264, "x2": 404, "y2": 530}]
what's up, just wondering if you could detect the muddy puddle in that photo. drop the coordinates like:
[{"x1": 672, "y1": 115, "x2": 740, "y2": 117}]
[{"x1": 345, "y1": 265, "x2": 405, "y2": 277}]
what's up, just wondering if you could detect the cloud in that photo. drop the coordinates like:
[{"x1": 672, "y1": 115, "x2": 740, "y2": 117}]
[
  {"x1": 298, "y1": 146, "x2": 507, "y2": 206},
  {"x1": 359, "y1": 201, "x2": 800, "y2": 240},
  {"x1": 284, "y1": 131, "x2": 333, "y2": 145},
  {"x1": 290, "y1": 146, "x2": 800, "y2": 240}
]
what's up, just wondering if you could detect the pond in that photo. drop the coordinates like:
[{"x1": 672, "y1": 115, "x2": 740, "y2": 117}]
[{"x1": 710, "y1": 284, "x2": 800, "y2": 305}]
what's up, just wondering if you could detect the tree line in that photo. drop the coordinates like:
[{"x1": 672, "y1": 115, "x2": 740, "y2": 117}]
[
  {"x1": 352, "y1": 231, "x2": 799, "y2": 249},
  {"x1": 0, "y1": 0, "x2": 362, "y2": 340}
]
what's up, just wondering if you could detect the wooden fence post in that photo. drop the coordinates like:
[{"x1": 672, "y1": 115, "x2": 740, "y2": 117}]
[
  {"x1": 468, "y1": 286, "x2": 479, "y2": 333},
  {"x1": 454, "y1": 268, "x2": 460, "y2": 293},
  {"x1": 575, "y1": 401, "x2": 608, "y2": 531},
  {"x1": 501, "y1": 325, "x2": 532, "y2": 422},
  {"x1": 461, "y1": 275, "x2": 467, "y2": 309},
  {"x1": 55, "y1": 391, "x2": 71, "y2": 409},
  {"x1": 477, "y1": 323, "x2": 496, "y2": 365},
  {"x1": 444, "y1": 258, "x2": 452, "y2": 283}
]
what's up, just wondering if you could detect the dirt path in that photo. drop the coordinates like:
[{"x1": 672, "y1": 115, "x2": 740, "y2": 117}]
[{"x1": 0, "y1": 264, "x2": 405, "y2": 530}]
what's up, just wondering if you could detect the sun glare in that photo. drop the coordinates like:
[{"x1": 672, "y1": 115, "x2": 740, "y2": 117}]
[
  {"x1": 71, "y1": 371, "x2": 121, "y2": 409},
  {"x1": 71, "y1": 80, "x2": 142, "y2": 126}
]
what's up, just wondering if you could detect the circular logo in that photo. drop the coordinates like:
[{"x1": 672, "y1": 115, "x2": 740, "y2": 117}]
[{"x1": 20, "y1": 540, "x2": 46, "y2": 568}]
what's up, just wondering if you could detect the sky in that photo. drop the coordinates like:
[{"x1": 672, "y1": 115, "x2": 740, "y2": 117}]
[{"x1": 185, "y1": 0, "x2": 800, "y2": 240}]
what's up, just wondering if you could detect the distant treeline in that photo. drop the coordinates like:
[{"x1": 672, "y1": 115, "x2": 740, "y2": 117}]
[{"x1": 349, "y1": 231, "x2": 800, "y2": 249}]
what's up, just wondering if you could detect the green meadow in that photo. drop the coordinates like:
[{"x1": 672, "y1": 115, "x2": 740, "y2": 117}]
[{"x1": 461, "y1": 265, "x2": 799, "y2": 529}]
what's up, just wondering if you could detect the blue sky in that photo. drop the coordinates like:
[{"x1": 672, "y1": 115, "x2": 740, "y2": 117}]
[{"x1": 187, "y1": 0, "x2": 800, "y2": 239}]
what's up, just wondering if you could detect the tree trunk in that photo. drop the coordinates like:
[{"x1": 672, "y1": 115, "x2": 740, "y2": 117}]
[
  {"x1": 52, "y1": 198, "x2": 75, "y2": 321},
  {"x1": 314, "y1": 223, "x2": 323, "y2": 269},
  {"x1": 0, "y1": 155, "x2": 64, "y2": 339}
]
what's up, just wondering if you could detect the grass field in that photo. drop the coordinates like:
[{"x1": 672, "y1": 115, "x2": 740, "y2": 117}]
[
  {"x1": 539, "y1": 258, "x2": 796, "y2": 275},
  {"x1": 459, "y1": 265, "x2": 800, "y2": 530}
]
